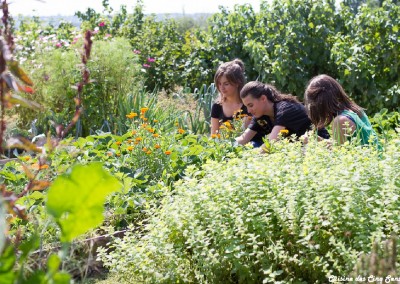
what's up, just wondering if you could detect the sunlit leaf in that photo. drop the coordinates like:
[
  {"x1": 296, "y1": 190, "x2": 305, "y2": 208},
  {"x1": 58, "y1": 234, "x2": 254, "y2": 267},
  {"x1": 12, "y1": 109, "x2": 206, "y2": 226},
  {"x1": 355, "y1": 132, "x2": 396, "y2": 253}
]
[
  {"x1": 8, "y1": 60, "x2": 33, "y2": 86},
  {"x1": 46, "y1": 163, "x2": 121, "y2": 242},
  {"x1": 0, "y1": 245, "x2": 16, "y2": 284},
  {"x1": 30, "y1": 180, "x2": 51, "y2": 191},
  {"x1": 6, "y1": 93, "x2": 42, "y2": 110},
  {"x1": 6, "y1": 136, "x2": 42, "y2": 154}
]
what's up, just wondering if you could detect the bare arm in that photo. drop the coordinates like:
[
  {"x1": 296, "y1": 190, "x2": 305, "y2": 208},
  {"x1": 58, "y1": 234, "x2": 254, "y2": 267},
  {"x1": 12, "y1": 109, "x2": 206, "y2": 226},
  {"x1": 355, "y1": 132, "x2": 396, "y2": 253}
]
[
  {"x1": 211, "y1": 118, "x2": 220, "y2": 135},
  {"x1": 268, "y1": 125, "x2": 287, "y2": 141},
  {"x1": 242, "y1": 116, "x2": 252, "y2": 130},
  {"x1": 235, "y1": 128, "x2": 257, "y2": 145},
  {"x1": 332, "y1": 115, "x2": 356, "y2": 145}
]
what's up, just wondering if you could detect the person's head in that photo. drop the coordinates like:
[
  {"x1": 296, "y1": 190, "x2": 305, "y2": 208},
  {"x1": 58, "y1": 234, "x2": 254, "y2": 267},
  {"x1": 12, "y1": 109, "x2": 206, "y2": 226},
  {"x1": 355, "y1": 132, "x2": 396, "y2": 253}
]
[
  {"x1": 304, "y1": 74, "x2": 362, "y2": 127},
  {"x1": 214, "y1": 59, "x2": 245, "y2": 102},
  {"x1": 240, "y1": 81, "x2": 299, "y2": 118}
]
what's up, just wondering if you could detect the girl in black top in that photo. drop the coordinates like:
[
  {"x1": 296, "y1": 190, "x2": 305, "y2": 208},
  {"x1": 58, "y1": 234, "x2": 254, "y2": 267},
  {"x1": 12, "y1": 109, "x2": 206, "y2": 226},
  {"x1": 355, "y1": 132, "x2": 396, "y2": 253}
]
[
  {"x1": 211, "y1": 59, "x2": 251, "y2": 134},
  {"x1": 236, "y1": 81, "x2": 329, "y2": 151}
]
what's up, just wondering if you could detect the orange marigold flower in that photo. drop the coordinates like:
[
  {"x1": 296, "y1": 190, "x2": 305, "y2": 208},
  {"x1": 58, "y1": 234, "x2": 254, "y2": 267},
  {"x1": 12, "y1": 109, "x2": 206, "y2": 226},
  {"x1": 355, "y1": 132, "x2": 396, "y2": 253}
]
[
  {"x1": 115, "y1": 141, "x2": 122, "y2": 145},
  {"x1": 140, "y1": 107, "x2": 149, "y2": 114},
  {"x1": 152, "y1": 133, "x2": 160, "y2": 138},
  {"x1": 154, "y1": 144, "x2": 161, "y2": 149},
  {"x1": 147, "y1": 127, "x2": 155, "y2": 133},
  {"x1": 22, "y1": 156, "x2": 31, "y2": 161},
  {"x1": 116, "y1": 153, "x2": 121, "y2": 157},
  {"x1": 141, "y1": 123, "x2": 148, "y2": 128},
  {"x1": 135, "y1": 137, "x2": 143, "y2": 141},
  {"x1": 211, "y1": 134, "x2": 218, "y2": 139},
  {"x1": 131, "y1": 130, "x2": 137, "y2": 135},
  {"x1": 142, "y1": 147, "x2": 148, "y2": 152},
  {"x1": 153, "y1": 119, "x2": 158, "y2": 123},
  {"x1": 146, "y1": 150, "x2": 152, "y2": 155},
  {"x1": 127, "y1": 146, "x2": 134, "y2": 151},
  {"x1": 126, "y1": 112, "x2": 138, "y2": 119},
  {"x1": 134, "y1": 141, "x2": 140, "y2": 145},
  {"x1": 178, "y1": 128, "x2": 185, "y2": 134},
  {"x1": 164, "y1": 150, "x2": 172, "y2": 155}
]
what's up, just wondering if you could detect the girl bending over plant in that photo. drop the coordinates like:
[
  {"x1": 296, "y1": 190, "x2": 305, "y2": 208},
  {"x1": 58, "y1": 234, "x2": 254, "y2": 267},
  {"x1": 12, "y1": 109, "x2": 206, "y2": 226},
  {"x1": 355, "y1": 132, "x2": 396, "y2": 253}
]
[
  {"x1": 236, "y1": 81, "x2": 329, "y2": 151},
  {"x1": 304, "y1": 74, "x2": 379, "y2": 147}
]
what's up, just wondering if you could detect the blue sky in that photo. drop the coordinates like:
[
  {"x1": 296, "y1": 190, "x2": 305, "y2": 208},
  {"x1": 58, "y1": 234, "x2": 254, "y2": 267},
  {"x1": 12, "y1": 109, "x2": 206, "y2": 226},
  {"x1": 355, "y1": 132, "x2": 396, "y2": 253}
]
[{"x1": 10, "y1": 0, "x2": 263, "y2": 16}]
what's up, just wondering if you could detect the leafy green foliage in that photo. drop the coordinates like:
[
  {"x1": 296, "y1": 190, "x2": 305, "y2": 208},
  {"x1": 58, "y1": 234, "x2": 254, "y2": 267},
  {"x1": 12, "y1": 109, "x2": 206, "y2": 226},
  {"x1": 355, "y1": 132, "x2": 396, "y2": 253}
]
[
  {"x1": 19, "y1": 37, "x2": 144, "y2": 136},
  {"x1": 99, "y1": 134, "x2": 400, "y2": 283},
  {"x1": 46, "y1": 163, "x2": 121, "y2": 242}
]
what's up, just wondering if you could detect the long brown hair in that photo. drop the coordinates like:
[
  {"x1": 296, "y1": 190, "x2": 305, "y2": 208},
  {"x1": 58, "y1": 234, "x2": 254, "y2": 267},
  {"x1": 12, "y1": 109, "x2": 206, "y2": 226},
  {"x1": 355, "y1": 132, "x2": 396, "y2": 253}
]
[
  {"x1": 240, "y1": 81, "x2": 299, "y2": 103},
  {"x1": 304, "y1": 74, "x2": 363, "y2": 127},
  {"x1": 214, "y1": 59, "x2": 245, "y2": 103}
]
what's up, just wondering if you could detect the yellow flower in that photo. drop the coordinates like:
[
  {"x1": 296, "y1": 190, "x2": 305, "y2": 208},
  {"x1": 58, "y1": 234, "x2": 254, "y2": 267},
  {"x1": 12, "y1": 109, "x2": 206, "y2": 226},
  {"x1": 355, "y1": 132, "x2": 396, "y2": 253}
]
[
  {"x1": 153, "y1": 119, "x2": 158, "y2": 123},
  {"x1": 140, "y1": 107, "x2": 149, "y2": 114},
  {"x1": 147, "y1": 127, "x2": 155, "y2": 133},
  {"x1": 178, "y1": 128, "x2": 185, "y2": 134},
  {"x1": 116, "y1": 153, "x2": 121, "y2": 157},
  {"x1": 223, "y1": 121, "x2": 233, "y2": 130},
  {"x1": 165, "y1": 150, "x2": 172, "y2": 155},
  {"x1": 127, "y1": 139, "x2": 132, "y2": 143},
  {"x1": 127, "y1": 146, "x2": 134, "y2": 151},
  {"x1": 115, "y1": 141, "x2": 122, "y2": 145},
  {"x1": 280, "y1": 129, "x2": 289, "y2": 136},
  {"x1": 135, "y1": 137, "x2": 143, "y2": 142},
  {"x1": 152, "y1": 133, "x2": 160, "y2": 138},
  {"x1": 22, "y1": 156, "x2": 31, "y2": 161},
  {"x1": 141, "y1": 123, "x2": 148, "y2": 128},
  {"x1": 211, "y1": 134, "x2": 218, "y2": 139},
  {"x1": 126, "y1": 112, "x2": 138, "y2": 119},
  {"x1": 131, "y1": 130, "x2": 137, "y2": 135},
  {"x1": 154, "y1": 144, "x2": 161, "y2": 149}
]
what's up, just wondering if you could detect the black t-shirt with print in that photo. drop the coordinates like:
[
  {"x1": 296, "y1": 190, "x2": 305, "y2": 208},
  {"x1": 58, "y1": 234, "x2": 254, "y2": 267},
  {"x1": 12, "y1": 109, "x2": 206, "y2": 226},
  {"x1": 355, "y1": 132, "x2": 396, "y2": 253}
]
[
  {"x1": 211, "y1": 103, "x2": 249, "y2": 122},
  {"x1": 249, "y1": 100, "x2": 330, "y2": 141}
]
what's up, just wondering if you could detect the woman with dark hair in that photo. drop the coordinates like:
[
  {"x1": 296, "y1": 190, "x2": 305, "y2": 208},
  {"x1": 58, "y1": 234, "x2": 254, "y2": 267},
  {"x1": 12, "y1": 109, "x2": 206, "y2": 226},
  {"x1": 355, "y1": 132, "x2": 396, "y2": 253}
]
[
  {"x1": 211, "y1": 59, "x2": 250, "y2": 135},
  {"x1": 236, "y1": 81, "x2": 329, "y2": 150},
  {"x1": 304, "y1": 74, "x2": 378, "y2": 146}
]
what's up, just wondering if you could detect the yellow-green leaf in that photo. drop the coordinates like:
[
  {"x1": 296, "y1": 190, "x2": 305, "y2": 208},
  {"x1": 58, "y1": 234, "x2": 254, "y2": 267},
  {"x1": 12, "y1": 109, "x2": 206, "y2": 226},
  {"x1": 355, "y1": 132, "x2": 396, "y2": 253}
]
[{"x1": 46, "y1": 163, "x2": 121, "y2": 242}]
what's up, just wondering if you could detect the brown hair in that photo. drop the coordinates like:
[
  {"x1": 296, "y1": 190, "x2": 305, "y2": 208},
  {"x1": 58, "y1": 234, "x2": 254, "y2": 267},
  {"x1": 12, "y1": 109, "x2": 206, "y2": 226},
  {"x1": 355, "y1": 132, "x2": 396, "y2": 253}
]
[
  {"x1": 240, "y1": 81, "x2": 299, "y2": 103},
  {"x1": 214, "y1": 59, "x2": 246, "y2": 103},
  {"x1": 304, "y1": 74, "x2": 363, "y2": 127}
]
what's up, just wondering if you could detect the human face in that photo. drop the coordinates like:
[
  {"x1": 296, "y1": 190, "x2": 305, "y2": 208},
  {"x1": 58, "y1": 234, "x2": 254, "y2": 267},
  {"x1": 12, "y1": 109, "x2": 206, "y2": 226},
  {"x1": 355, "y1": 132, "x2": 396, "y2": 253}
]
[
  {"x1": 217, "y1": 75, "x2": 239, "y2": 99},
  {"x1": 242, "y1": 94, "x2": 266, "y2": 118}
]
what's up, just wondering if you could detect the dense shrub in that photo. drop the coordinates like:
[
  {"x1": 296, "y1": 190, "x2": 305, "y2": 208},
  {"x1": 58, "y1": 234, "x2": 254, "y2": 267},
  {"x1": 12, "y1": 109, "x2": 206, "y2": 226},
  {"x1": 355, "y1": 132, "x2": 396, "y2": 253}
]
[
  {"x1": 99, "y1": 135, "x2": 400, "y2": 283},
  {"x1": 19, "y1": 37, "x2": 143, "y2": 136}
]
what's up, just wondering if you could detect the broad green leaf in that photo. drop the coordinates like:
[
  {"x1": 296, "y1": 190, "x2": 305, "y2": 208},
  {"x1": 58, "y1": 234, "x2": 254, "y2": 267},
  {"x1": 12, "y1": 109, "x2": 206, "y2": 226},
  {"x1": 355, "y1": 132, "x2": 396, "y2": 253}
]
[
  {"x1": 52, "y1": 272, "x2": 71, "y2": 284},
  {"x1": 0, "y1": 245, "x2": 16, "y2": 284},
  {"x1": 46, "y1": 163, "x2": 121, "y2": 242},
  {"x1": 47, "y1": 254, "x2": 61, "y2": 275}
]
